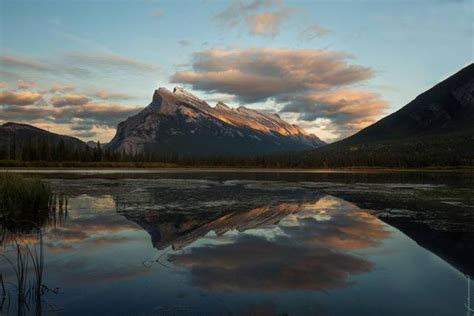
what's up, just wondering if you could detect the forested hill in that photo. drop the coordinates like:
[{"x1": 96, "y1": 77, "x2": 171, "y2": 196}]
[{"x1": 298, "y1": 64, "x2": 474, "y2": 168}]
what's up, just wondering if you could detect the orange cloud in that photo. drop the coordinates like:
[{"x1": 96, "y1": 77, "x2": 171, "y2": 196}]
[
  {"x1": 51, "y1": 94, "x2": 89, "y2": 107},
  {"x1": 50, "y1": 83, "x2": 76, "y2": 93},
  {"x1": 17, "y1": 81, "x2": 35, "y2": 89},
  {"x1": 172, "y1": 48, "x2": 373, "y2": 103},
  {"x1": 0, "y1": 90, "x2": 42, "y2": 105},
  {"x1": 281, "y1": 90, "x2": 388, "y2": 138}
]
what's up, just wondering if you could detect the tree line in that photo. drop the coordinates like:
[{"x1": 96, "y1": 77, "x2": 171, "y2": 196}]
[{"x1": 0, "y1": 135, "x2": 472, "y2": 168}]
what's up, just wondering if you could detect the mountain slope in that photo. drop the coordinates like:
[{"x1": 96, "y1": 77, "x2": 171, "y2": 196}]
[
  {"x1": 0, "y1": 122, "x2": 87, "y2": 150},
  {"x1": 303, "y1": 64, "x2": 474, "y2": 167},
  {"x1": 108, "y1": 87, "x2": 324, "y2": 156}
]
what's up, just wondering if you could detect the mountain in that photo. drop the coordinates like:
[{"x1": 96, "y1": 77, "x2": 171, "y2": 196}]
[
  {"x1": 0, "y1": 122, "x2": 87, "y2": 150},
  {"x1": 303, "y1": 64, "x2": 474, "y2": 167},
  {"x1": 108, "y1": 87, "x2": 324, "y2": 156}
]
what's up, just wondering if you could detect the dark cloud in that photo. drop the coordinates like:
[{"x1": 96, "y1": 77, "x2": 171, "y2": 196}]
[{"x1": 0, "y1": 91, "x2": 42, "y2": 105}]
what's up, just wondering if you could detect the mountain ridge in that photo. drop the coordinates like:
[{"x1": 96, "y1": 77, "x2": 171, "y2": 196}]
[
  {"x1": 0, "y1": 122, "x2": 87, "y2": 150},
  {"x1": 108, "y1": 86, "x2": 325, "y2": 156},
  {"x1": 302, "y1": 63, "x2": 474, "y2": 167}
]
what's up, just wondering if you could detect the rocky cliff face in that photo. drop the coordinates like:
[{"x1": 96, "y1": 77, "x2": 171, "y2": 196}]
[{"x1": 108, "y1": 87, "x2": 324, "y2": 155}]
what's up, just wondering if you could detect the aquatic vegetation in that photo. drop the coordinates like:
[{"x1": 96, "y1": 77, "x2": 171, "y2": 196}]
[
  {"x1": 0, "y1": 174, "x2": 68, "y2": 230},
  {"x1": 0, "y1": 173, "x2": 52, "y2": 216}
]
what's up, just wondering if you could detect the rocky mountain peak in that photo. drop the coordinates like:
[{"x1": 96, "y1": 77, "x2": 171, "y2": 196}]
[
  {"x1": 109, "y1": 87, "x2": 326, "y2": 155},
  {"x1": 215, "y1": 101, "x2": 230, "y2": 110}
]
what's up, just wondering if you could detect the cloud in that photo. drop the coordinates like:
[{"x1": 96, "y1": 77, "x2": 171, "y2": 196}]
[
  {"x1": 167, "y1": 196, "x2": 388, "y2": 292},
  {"x1": 65, "y1": 52, "x2": 157, "y2": 73},
  {"x1": 171, "y1": 48, "x2": 386, "y2": 139},
  {"x1": 51, "y1": 94, "x2": 90, "y2": 107},
  {"x1": 151, "y1": 9, "x2": 163, "y2": 17},
  {"x1": 246, "y1": 9, "x2": 293, "y2": 37},
  {"x1": 171, "y1": 48, "x2": 373, "y2": 103},
  {"x1": 50, "y1": 83, "x2": 76, "y2": 93},
  {"x1": 299, "y1": 23, "x2": 330, "y2": 41},
  {"x1": 170, "y1": 234, "x2": 373, "y2": 292},
  {"x1": 94, "y1": 90, "x2": 134, "y2": 100},
  {"x1": 215, "y1": 0, "x2": 282, "y2": 27},
  {"x1": 281, "y1": 90, "x2": 388, "y2": 137},
  {"x1": 178, "y1": 39, "x2": 192, "y2": 47},
  {"x1": 0, "y1": 54, "x2": 53, "y2": 71},
  {"x1": 0, "y1": 91, "x2": 42, "y2": 105},
  {"x1": 215, "y1": 0, "x2": 292, "y2": 37},
  {"x1": 0, "y1": 101, "x2": 140, "y2": 138},
  {"x1": 17, "y1": 81, "x2": 36, "y2": 89}
]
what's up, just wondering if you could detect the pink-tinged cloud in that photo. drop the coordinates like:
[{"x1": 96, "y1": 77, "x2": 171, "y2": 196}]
[
  {"x1": 66, "y1": 52, "x2": 157, "y2": 72},
  {"x1": 215, "y1": 0, "x2": 283, "y2": 28},
  {"x1": 281, "y1": 90, "x2": 388, "y2": 137},
  {"x1": 50, "y1": 83, "x2": 77, "y2": 93},
  {"x1": 17, "y1": 81, "x2": 36, "y2": 89},
  {"x1": 0, "y1": 91, "x2": 42, "y2": 105},
  {"x1": 51, "y1": 94, "x2": 90, "y2": 107},
  {"x1": 0, "y1": 54, "x2": 52, "y2": 71},
  {"x1": 171, "y1": 48, "x2": 373, "y2": 102},
  {"x1": 151, "y1": 9, "x2": 163, "y2": 17},
  {"x1": 216, "y1": 0, "x2": 291, "y2": 37},
  {"x1": 94, "y1": 90, "x2": 134, "y2": 100},
  {"x1": 247, "y1": 9, "x2": 293, "y2": 37}
]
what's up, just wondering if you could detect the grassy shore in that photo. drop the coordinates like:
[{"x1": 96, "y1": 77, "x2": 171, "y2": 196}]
[
  {"x1": 0, "y1": 160, "x2": 473, "y2": 172},
  {"x1": 0, "y1": 173, "x2": 53, "y2": 221}
]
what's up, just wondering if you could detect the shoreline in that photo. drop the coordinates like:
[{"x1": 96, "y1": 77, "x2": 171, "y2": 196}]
[{"x1": 2, "y1": 166, "x2": 473, "y2": 174}]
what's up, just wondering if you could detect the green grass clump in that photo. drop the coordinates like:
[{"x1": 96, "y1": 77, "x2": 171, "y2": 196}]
[{"x1": 0, "y1": 173, "x2": 52, "y2": 220}]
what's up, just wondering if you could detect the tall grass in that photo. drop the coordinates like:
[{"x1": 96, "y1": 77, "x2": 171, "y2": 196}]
[{"x1": 0, "y1": 173, "x2": 53, "y2": 226}]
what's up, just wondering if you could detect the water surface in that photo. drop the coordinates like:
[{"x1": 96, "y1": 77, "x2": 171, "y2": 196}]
[{"x1": 1, "y1": 170, "x2": 473, "y2": 315}]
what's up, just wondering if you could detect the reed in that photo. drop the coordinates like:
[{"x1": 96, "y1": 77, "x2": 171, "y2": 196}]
[{"x1": 0, "y1": 173, "x2": 53, "y2": 225}]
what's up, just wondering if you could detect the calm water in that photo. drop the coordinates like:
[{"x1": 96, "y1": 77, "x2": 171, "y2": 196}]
[{"x1": 1, "y1": 170, "x2": 473, "y2": 315}]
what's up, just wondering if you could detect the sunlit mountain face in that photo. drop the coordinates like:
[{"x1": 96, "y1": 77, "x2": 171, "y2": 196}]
[
  {"x1": 1, "y1": 172, "x2": 471, "y2": 315},
  {"x1": 107, "y1": 87, "x2": 325, "y2": 156}
]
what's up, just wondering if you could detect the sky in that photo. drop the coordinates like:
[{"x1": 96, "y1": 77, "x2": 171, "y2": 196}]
[{"x1": 0, "y1": 0, "x2": 472, "y2": 143}]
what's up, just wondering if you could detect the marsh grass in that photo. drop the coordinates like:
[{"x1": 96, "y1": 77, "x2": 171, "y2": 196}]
[
  {"x1": 0, "y1": 173, "x2": 58, "y2": 228},
  {"x1": 0, "y1": 174, "x2": 64, "y2": 314}
]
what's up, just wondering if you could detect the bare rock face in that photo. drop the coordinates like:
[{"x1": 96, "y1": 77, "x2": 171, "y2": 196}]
[{"x1": 108, "y1": 87, "x2": 325, "y2": 156}]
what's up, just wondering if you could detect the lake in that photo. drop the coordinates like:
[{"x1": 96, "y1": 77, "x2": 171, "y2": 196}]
[{"x1": 1, "y1": 170, "x2": 473, "y2": 315}]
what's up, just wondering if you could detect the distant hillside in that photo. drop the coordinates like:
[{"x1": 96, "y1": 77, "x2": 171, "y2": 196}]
[
  {"x1": 0, "y1": 122, "x2": 87, "y2": 161},
  {"x1": 0, "y1": 122, "x2": 86, "y2": 149},
  {"x1": 108, "y1": 87, "x2": 324, "y2": 156},
  {"x1": 302, "y1": 64, "x2": 474, "y2": 167}
]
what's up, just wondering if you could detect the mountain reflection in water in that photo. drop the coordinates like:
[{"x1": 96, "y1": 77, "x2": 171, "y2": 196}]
[
  {"x1": 166, "y1": 197, "x2": 388, "y2": 292},
  {"x1": 0, "y1": 176, "x2": 471, "y2": 316}
]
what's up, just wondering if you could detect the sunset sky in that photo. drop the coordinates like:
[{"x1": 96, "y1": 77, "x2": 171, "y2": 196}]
[{"x1": 0, "y1": 0, "x2": 472, "y2": 142}]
